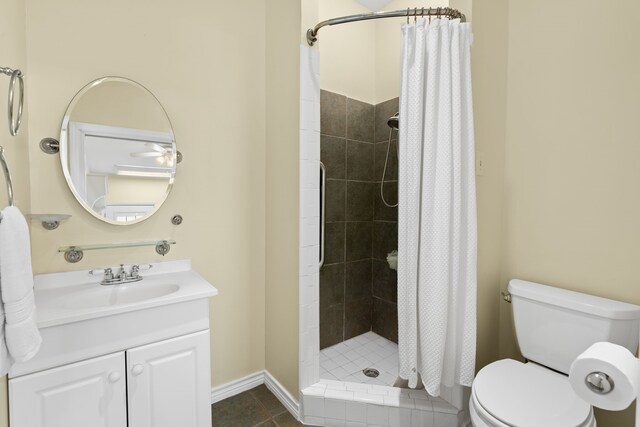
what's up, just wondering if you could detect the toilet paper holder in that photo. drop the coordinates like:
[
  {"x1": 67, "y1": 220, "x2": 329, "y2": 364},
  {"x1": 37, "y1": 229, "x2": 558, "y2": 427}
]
[{"x1": 585, "y1": 371, "x2": 614, "y2": 395}]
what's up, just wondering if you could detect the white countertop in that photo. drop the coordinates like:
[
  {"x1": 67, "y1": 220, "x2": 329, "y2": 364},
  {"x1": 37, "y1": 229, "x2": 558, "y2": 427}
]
[{"x1": 34, "y1": 259, "x2": 218, "y2": 328}]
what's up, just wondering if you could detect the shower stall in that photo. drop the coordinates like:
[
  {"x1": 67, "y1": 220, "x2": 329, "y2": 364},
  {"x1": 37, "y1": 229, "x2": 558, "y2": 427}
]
[
  {"x1": 298, "y1": 5, "x2": 471, "y2": 426},
  {"x1": 318, "y1": 89, "x2": 400, "y2": 387}
]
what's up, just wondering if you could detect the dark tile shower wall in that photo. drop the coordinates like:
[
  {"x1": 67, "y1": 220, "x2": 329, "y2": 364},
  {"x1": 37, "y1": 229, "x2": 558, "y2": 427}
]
[
  {"x1": 372, "y1": 97, "x2": 399, "y2": 343},
  {"x1": 320, "y1": 90, "x2": 400, "y2": 349},
  {"x1": 320, "y1": 90, "x2": 375, "y2": 349}
]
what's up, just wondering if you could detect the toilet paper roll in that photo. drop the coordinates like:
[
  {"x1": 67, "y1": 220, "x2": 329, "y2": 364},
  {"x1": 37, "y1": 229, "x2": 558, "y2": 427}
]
[{"x1": 569, "y1": 342, "x2": 639, "y2": 411}]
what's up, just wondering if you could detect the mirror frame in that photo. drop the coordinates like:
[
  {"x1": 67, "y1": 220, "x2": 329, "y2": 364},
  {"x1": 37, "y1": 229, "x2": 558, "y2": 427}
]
[{"x1": 59, "y1": 76, "x2": 176, "y2": 225}]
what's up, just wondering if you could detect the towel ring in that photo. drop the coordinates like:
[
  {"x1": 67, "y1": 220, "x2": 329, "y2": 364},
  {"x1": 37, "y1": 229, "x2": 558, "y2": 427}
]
[
  {"x1": 0, "y1": 67, "x2": 24, "y2": 136},
  {"x1": 8, "y1": 70, "x2": 24, "y2": 136}
]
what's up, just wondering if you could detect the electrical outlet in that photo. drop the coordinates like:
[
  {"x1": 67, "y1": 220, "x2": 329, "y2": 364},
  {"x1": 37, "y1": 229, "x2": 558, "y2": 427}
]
[{"x1": 476, "y1": 152, "x2": 485, "y2": 176}]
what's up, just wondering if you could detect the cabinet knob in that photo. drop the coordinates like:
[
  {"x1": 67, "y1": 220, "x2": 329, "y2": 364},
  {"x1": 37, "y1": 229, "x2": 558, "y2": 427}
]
[
  {"x1": 108, "y1": 371, "x2": 121, "y2": 383},
  {"x1": 131, "y1": 364, "x2": 145, "y2": 376}
]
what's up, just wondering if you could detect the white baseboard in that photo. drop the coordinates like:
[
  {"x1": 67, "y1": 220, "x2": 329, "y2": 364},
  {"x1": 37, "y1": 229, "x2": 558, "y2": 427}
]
[
  {"x1": 264, "y1": 370, "x2": 299, "y2": 419},
  {"x1": 210, "y1": 370, "x2": 299, "y2": 419},
  {"x1": 210, "y1": 371, "x2": 265, "y2": 404}
]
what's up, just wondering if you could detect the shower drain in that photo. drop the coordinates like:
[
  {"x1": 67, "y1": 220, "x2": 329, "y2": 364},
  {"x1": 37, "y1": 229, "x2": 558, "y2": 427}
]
[{"x1": 363, "y1": 368, "x2": 380, "y2": 378}]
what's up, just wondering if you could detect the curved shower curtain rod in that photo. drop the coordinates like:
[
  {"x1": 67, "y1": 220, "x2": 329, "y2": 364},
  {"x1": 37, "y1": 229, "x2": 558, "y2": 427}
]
[{"x1": 306, "y1": 7, "x2": 466, "y2": 46}]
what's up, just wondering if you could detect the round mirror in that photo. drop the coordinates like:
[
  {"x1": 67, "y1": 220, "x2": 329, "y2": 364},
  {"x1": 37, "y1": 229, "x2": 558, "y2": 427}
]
[{"x1": 60, "y1": 77, "x2": 176, "y2": 224}]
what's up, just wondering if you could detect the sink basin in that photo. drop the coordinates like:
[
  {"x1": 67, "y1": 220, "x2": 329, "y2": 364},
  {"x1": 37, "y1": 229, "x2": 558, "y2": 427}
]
[
  {"x1": 11, "y1": 259, "x2": 218, "y2": 379},
  {"x1": 53, "y1": 282, "x2": 181, "y2": 309},
  {"x1": 31, "y1": 259, "x2": 218, "y2": 330}
]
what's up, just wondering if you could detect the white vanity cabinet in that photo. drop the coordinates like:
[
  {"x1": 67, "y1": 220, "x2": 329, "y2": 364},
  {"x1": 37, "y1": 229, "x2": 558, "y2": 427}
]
[
  {"x1": 7, "y1": 260, "x2": 217, "y2": 427},
  {"x1": 127, "y1": 330, "x2": 211, "y2": 427},
  {"x1": 9, "y1": 331, "x2": 211, "y2": 427},
  {"x1": 10, "y1": 352, "x2": 127, "y2": 427}
]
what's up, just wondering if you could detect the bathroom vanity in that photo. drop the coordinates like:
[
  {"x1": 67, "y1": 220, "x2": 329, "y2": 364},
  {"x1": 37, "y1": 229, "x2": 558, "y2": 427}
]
[{"x1": 8, "y1": 259, "x2": 217, "y2": 427}]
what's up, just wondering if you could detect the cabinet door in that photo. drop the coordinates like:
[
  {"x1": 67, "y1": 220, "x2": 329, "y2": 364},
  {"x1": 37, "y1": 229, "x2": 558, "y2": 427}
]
[
  {"x1": 127, "y1": 330, "x2": 211, "y2": 427},
  {"x1": 9, "y1": 352, "x2": 126, "y2": 427}
]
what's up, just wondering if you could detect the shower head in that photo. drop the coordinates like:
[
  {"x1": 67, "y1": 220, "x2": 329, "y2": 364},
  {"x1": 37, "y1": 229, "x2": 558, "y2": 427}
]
[{"x1": 387, "y1": 112, "x2": 399, "y2": 130}]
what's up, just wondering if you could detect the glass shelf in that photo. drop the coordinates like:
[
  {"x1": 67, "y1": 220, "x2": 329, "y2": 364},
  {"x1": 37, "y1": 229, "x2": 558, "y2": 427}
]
[{"x1": 58, "y1": 240, "x2": 176, "y2": 263}]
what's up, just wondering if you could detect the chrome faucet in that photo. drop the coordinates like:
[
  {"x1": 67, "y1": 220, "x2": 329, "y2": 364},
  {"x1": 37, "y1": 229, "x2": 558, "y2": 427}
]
[
  {"x1": 90, "y1": 264, "x2": 152, "y2": 286},
  {"x1": 116, "y1": 264, "x2": 128, "y2": 281}
]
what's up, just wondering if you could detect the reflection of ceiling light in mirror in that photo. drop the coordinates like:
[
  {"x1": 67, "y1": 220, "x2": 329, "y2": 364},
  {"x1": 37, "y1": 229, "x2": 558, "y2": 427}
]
[
  {"x1": 131, "y1": 151, "x2": 162, "y2": 157},
  {"x1": 158, "y1": 156, "x2": 175, "y2": 167},
  {"x1": 115, "y1": 170, "x2": 172, "y2": 178},
  {"x1": 130, "y1": 142, "x2": 175, "y2": 167},
  {"x1": 130, "y1": 142, "x2": 171, "y2": 158},
  {"x1": 115, "y1": 165, "x2": 172, "y2": 179}
]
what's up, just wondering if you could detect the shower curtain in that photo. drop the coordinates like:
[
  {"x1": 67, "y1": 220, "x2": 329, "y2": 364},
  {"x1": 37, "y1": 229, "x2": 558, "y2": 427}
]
[{"x1": 397, "y1": 18, "x2": 476, "y2": 399}]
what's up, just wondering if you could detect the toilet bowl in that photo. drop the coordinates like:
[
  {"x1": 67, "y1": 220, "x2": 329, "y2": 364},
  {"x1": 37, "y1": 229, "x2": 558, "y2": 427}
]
[
  {"x1": 470, "y1": 359, "x2": 595, "y2": 427},
  {"x1": 469, "y1": 280, "x2": 640, "y2": 427}
]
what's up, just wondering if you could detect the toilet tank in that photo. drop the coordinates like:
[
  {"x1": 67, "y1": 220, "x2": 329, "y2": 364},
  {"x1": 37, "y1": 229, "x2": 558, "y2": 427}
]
[{"x1": 509, "y1": 279, "x2": 640, "y2": 375}]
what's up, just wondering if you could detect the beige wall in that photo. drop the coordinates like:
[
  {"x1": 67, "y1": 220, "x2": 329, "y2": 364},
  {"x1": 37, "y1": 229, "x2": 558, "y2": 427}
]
[
  {"x1": 24, "y1": 0, "x2": 266, "y2": 399},
  {"x1": 265, "y1": 0, "x2": 301, "y2": 397},
  {"x1": 318, "y1": 0, "x2": 377, "y2": 104},
  {"x1": 70, "y1": 80, "x2": 172, "y2": 133},
  {"x1": 106, "y1": 176, "x2": 169, "y2": 205},
  {"x1": 374, "y1": 0, "x2": 449, "y2": 103},
  {"x1": 460, "y1": 0, "x2": 508, "y2": 373},
  {"x1": 500, "y1": 1, "x2": 640, "y2": 425},
  {"x1": 0, "y1": 0, "x2": 29, "y2": 212},
  {"x1": 0, "y1": 0, "x2": 29, "y2": 424},
  {"x1": 320, "y1": 0, "x2": 450, "y2": 105}
]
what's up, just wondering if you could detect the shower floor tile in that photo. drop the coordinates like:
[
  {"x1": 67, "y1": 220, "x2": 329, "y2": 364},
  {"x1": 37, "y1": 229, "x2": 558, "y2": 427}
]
[{"x1": 320, "y1": 331, "x2": 398, "y2": 386}]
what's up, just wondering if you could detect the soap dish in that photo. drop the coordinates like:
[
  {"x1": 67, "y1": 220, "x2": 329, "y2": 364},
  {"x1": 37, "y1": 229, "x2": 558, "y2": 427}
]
[{"x1": 27, "y1": 214, "x2": 71, "y2": 230}]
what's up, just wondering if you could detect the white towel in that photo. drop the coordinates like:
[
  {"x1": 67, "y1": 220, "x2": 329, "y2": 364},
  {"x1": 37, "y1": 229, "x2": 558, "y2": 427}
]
[
  {"x1": 0, "y1": 301, "x2": 10, "y2": 375},
  {"x1": 0, "y1": 206, "x2": 41, "y2": 365}
]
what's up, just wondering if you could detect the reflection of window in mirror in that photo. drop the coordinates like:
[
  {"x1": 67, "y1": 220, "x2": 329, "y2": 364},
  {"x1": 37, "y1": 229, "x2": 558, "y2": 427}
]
[
  {"x1": 67, "y1": 123, "x2": 173, "y2": 221},
  {"x1": 69, "y1": 122, "x2": 175, "y2": 221}
]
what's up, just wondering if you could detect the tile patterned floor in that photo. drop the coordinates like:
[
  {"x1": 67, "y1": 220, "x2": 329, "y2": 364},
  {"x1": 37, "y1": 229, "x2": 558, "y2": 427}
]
[
  {"x1": 320, "y1": 331, "x2": 399, "y2": 386},
  {"x1": 211, "y1": 385, "x2": 306, "y2": 427}
]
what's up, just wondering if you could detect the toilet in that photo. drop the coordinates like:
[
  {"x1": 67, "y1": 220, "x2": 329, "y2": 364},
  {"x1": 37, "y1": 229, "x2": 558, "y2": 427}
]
[{"x1": 470, "y1": 279, "x2": 640, "y2": 427}]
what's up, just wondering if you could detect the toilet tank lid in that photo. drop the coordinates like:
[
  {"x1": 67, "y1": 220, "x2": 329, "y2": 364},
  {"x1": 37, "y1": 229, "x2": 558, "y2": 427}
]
[{"x1": 508, "y1": 279, "x2": 640, "y2": 320}]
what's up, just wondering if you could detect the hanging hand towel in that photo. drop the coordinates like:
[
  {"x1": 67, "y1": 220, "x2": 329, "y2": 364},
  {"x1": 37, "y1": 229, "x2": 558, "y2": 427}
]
[
  {"x1": 0, "y1": 294, "x2": 9, "y2": 375},
  {"x1": 0, "y1": 206, "x2": 41, "y2": 364}
]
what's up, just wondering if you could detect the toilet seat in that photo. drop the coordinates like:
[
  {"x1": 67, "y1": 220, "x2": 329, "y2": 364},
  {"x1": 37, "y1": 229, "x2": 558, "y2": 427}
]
[{"x1": 470, "y1": 359, "x2": 596, "y2": 427}]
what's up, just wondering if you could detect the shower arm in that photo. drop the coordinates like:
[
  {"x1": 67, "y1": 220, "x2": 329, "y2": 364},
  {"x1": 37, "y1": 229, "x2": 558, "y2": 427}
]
[{"x1": 307, "y1": 7, "x2": 466, "y2": 46}]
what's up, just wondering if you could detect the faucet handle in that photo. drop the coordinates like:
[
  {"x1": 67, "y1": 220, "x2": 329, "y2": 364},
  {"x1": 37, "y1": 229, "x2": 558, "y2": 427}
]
[
  {"x1": 130, "y1": 264, "x2": 152, "y2": 279},
  {"x1": 137, "y1": 264, "x2": 153, "y2": 271},
  {"x1": 130, "y1": 264, "x2": 140, "y2": 278},
  {"x1": 90, "y1": 267, "x2": 113, "y2": 276},
  {"x1": 89, "y1": 267, "x2": 114, "y2": 280}
]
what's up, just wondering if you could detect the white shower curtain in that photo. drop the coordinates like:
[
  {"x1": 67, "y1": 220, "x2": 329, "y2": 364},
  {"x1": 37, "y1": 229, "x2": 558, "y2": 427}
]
[{"x1": 397, "y1": 18, "x2": 477, "y2": 398}]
